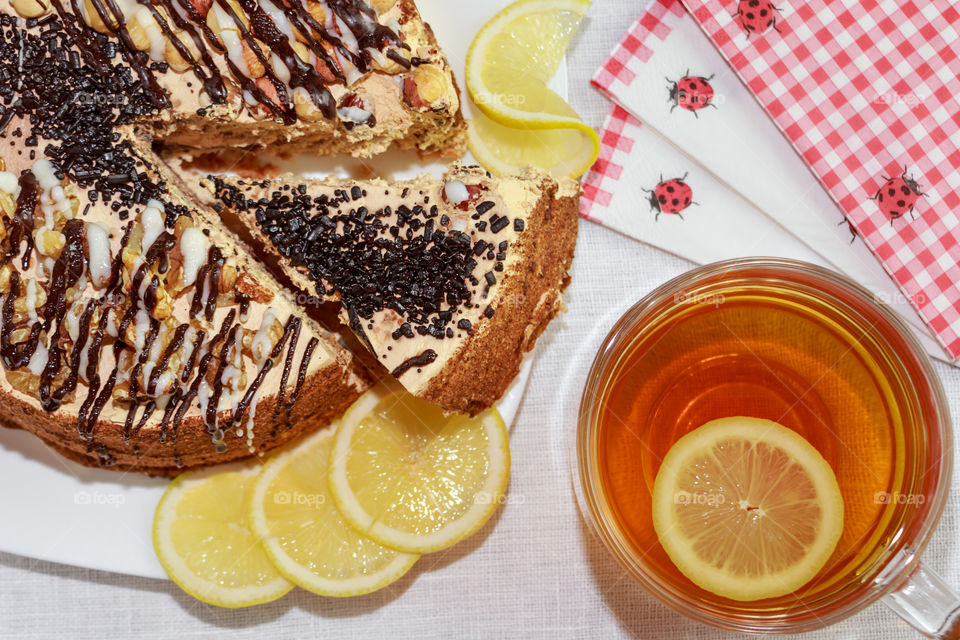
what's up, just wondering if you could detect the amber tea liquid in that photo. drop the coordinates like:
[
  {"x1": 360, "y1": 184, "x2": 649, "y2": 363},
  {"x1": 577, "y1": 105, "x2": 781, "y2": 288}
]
[{"x1": 591, "y1": 265, "x2": 942, "y2": 615}]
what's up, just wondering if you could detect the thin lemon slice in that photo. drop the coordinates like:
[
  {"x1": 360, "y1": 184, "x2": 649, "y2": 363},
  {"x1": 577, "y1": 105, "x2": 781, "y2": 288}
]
[
  {"x1": 248, "y1": 427, "x2": 419, "y2": 597},
  {"x1": 328, "y1": 386, "x2": 511, "y2": 554},
  {"x1": 651, "y1": 417, "x2": 844, "y2": 601},
  {"x1": 465, "y1": 0, "x2": 599, "y2": 177},
  {"x1": 153, "y1": 464, "x2": 293, "y2": 608},
  {"x1": 466, "y1": 0, "x2": 591, "y2": 127},
  {"x1": 468, "y1": 111, "x2": 599, "y2": 178}
]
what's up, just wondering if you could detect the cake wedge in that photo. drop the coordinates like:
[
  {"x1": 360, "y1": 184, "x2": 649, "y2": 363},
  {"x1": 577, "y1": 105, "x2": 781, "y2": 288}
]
[
  {"x1": 206, "y1": 164, "x2": 580, "y2": 415},
  {"x1": 80, "y1": 0, "x2": 467, "y2": 158}
]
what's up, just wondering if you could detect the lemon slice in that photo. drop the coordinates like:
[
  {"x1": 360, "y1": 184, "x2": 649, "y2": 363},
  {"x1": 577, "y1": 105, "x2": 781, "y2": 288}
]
[
  {"x1": 153, "y1": 464, "x2": 293, "y2": 608},
  {"x1": 465, "y1": 0, "x2": 599, "y2": 177},
  {"x1": 328, "y1": 386, "x2": 511, "y2": 553},
  {"x1": 468, "y1": 111, "x2": 599, "y2": 178},
  {"x1": 248, "y1": 427, "x2": 419, "y2": 597},
  {"x1": 651, "y1": 417, "x2": 844, "y2": 601}
]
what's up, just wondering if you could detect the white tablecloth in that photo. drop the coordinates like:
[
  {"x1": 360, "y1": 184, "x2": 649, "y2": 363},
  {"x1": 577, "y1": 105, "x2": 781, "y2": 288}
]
[{"x1": 3, "y1": 2, "x2": 959, "y2": 638}]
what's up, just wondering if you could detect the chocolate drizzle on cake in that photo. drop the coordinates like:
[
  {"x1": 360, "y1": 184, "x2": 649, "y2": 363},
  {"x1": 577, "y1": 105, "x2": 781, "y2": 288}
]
[
  {"x1": 0, "y1": 11, "x2": 328, "y2": 463},
  {"x1": 390, "y1": 348, "x2": 435, "y2": 377},
  {"x1": 0, "y1": 9, "x2": 172, "y2": 215},
  {"x1": 40, "y1": 0, "x2": 412, "y2": 125}
]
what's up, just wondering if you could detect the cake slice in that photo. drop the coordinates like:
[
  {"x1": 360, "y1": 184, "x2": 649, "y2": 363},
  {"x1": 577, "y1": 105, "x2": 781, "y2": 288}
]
[
  {"x1": 206, "y1": 164, "x2": 580, "y2": 415},
  {"x1": 0, "y1": 147, "x2": 369, "y2": 475},
  {"x1": 73, "y1": 0, "x2": 467, "y2": 158},
  {"x1": 0, "y1": 4, "x2": 375, "y2": 475}
]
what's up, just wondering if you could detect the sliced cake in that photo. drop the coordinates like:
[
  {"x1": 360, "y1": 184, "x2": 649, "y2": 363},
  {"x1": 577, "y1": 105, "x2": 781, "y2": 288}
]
[
  {"x1": 71, "y1": 0, "x2": 467, "y2": 157},
  {"x1": 206, "y1": 164, "x2": 580, "y2": 415},
  {"x1": 0, "y1": 0, "x2": 581, "y2": 474},
  {"x1": 0, "y1": 8, "x2": 369, "y2": 474}
]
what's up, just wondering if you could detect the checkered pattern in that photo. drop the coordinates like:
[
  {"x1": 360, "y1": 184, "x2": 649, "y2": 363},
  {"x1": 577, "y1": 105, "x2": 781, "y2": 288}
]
[
  {"x1": 681, "y1": 0, "x2": 960, "y2": 357},
  {"x1": 580, "y1": 105, "x2": 643, "y2": 221},
  {"x1": 582, "y1": 0, "x2": 683, "y2": 221},
  {"x1": 593, "y1": 0, "x2": 687, "y2": 91}
]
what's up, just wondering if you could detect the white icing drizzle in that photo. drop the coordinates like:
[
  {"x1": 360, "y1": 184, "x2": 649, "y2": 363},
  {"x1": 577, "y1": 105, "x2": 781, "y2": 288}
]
[
  {"x1": 24, "y1": 277, "x2": 39, "y2": 323},
  {"x1": 271, "y1": 53, "x2": 291, "y2": 84},
  {"x1": 133, "y1": 6, "x2": 166, "y2": 61},
  {"x1": 180, "y1": 326, "x2": 197, "y2": 375},
  {"x1": 140, "y1": 321, "x2": 167, "y2": 389},
  {"x1": 197, "y1": 380, "x2": 210, "y2": 418},
  {"x1": 155, "y1": 371, "x2": 174, "y2": 397},
  {"x1": 213, "y1": 4, "x2": 252, "y2": 77},
  {"x1": 140, "y1": 200, "x2": 166, "y2": 253},
  {"x1": 133, "y1": 309, "x2": 150, "y2": 352},
  {"x1": 85, "y1": 222, "x2": 111, "y2": 288},
  {"x1": 27, "y1": 341, "x2": 47, "y2": 376},
  {"x1": 245, "y1": 389, "x2": 258, "y2": 451},
  {"x1": 32, "y1": 159, "x2": 73, "y2": 229},
  {"x1": 260, "y1": 0, "x2": 293, "y2": 39},
  {"x1": 338, "y1": 105, "x2": 372, "y2": 123},
  {"x1": 66, "y1": 303, "x2": 82, "y2": 343},
  {"x1": 251, "y1": 308, "x2": 277, "y2": 364},
  {"x1": 105, "y1": 318, "x2": 119, "y2": 338},
  {"x1": 179, "y1": 227, "x2": 208, "y2": 287},
  {"x1": 0, "y1": 171, "x2": 20, "y2": 198}
]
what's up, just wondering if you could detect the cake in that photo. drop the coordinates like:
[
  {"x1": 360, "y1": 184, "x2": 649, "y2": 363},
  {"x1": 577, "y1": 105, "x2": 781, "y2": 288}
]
[
  {"x1": 206, "y1": 165, "x2": 579, "y2": 415},
  {"x1": 78, "y1": 0, "x2": 466, "y2": 158},
  {"x1": 0, "y1": 0, "x2": 580, "y2": 474}
]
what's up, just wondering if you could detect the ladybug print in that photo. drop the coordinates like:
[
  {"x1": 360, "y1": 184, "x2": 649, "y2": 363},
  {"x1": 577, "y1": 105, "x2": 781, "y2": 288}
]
[
  {"x1": 737, "y1": 0, "x2": 782, "y2": 36},
  {"x1": 644, "y1": 173, "x2": 697, "y2": 220},
  {"x1": 871, "y1": 167, "x2": 925, "y2": 223},
  {"x1": 667, "y1": 71, "x2": 717, "y2": 117},
  {"x1": 838, "y1": 216, "x2": 858, "y2": 243}
]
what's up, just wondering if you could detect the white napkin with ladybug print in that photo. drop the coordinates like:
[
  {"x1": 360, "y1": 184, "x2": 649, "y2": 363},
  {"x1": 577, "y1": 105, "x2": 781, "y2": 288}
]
[
  {"x1": 581, "y1": 105, "x2": 822, "y2": 267},
  {"x1": 582, "y1": 0, "x2": 952, "y2": 363}
]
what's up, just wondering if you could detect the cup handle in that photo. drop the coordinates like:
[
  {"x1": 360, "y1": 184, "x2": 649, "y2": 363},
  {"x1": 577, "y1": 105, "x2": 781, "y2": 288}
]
[{"x1": 884, "y1": 562, "x2": 960, "y2": 638}]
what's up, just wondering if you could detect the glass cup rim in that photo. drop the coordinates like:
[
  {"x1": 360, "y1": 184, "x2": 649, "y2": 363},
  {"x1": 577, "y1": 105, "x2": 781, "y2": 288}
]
[{"x1": 575, "y1": 257, "x2": 954, "y2": 633}]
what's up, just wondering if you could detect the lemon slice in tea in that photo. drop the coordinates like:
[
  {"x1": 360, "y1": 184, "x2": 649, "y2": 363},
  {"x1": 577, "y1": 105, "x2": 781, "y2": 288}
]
[{"x1": 651, "y1": 417, "x2": 844, "y2": 601}]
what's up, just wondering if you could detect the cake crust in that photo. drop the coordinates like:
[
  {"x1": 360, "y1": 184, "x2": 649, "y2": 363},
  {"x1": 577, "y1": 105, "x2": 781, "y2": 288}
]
[
  {"x1": 0, "y1": 347, "x2": 362, "y2": 475},
  {"x1": 419, "y1": 178, "x2": 578, "y2": 414}
]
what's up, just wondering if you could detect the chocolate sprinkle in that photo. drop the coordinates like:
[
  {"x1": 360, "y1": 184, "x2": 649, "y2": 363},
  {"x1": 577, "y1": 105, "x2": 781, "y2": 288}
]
[
  {"x1": 211, "y1": 176, "x2": 510, "y2": 340},
  {"x1": 0, "y1": 12, "x2": 192, "y2": 220}
]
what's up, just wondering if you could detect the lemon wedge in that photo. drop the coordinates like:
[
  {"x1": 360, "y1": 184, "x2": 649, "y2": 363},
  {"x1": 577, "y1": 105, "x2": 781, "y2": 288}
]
[
  {"x1": 153, "y1": 464, "x2": 293, "y2": 608},
  {"x1": 328, "y1": 386, "x2": 511, "y2": 554},
  {"x1": 651, "y1": 417, "x2": 844, "y2": 601},
  {"x1": 465, "y1": 0, "x2": 599, "y2": 177},
  {"x1": 248, "y1": 427, "x2": 419, "y2": 597}
]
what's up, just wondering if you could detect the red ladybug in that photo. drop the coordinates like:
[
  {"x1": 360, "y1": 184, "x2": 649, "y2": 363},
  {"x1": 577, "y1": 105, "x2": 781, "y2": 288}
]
[
  {"x1": 871, "y1": 168, "x2": 925, "y2": 223},
  {"x1": 737, "y1": 0, "x2": 782, "y2": 36},
  {"x1": 644, "y1": 174, "x2": 696, "y2": 220},
  {"x1": 667, "y1": 71, "x2": 716, "y2": 117},
  {"x1": 838, "y1": 216, "x2": 858, "y2": 243}
]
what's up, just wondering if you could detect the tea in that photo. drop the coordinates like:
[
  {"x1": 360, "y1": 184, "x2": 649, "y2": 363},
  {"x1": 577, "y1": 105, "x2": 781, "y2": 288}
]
[{"x1": 591, "y1": 266, "x2": 942, "y2": 616}]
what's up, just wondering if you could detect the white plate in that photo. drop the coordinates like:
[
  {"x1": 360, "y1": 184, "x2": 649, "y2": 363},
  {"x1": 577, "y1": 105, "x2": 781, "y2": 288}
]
[{"x1": 0, "y1": 0, "x2": 562, "y2": 579}]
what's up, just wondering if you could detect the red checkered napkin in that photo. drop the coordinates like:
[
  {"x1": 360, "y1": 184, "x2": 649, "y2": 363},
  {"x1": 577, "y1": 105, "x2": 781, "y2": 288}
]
[
  {"x1": 580, "y1": 106, "x2": 639, "y2": 221},
  {"x1": 581, "y1": 1, "x2": 686, "y2": 219},
  {"x1": 677, "y1": 0, "x2": 960, "y2": 357}
]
